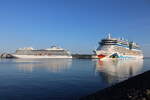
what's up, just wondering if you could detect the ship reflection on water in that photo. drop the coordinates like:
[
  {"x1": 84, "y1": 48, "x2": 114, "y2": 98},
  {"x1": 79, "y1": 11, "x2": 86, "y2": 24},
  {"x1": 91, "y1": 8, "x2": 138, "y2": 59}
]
[
  {"x1": 0, "y1": 58, "x2": 147, "y2": 100},
  {"x1": 12, "y1": 59, "x2": 72, "y2": 73},
  {"x1": 95, "y1": 59, "x2": 143, "y2": 84}
]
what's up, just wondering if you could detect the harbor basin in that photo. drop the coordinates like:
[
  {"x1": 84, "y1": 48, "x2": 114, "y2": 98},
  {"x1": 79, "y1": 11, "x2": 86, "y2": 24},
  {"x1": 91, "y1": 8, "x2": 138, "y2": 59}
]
[{"x1": 0, "y1": 58, "x2": 149, "y2": 100}]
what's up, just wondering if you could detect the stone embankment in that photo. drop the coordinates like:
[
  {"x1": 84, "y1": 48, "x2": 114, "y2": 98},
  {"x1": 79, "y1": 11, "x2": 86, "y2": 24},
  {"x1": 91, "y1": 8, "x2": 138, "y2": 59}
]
[{"x1": 81, "y1": 70, "x2": 150, "y2": 100}]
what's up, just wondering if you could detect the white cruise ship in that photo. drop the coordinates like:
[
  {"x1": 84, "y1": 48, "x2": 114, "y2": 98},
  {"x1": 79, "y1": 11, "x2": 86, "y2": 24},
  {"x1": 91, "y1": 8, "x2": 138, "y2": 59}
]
[
  {"x1": 94, "y1": 34, "x2": 143, "y2": 60},
  {"x1": 12, "y1": 46, "x2": 72, "y2": 58}
]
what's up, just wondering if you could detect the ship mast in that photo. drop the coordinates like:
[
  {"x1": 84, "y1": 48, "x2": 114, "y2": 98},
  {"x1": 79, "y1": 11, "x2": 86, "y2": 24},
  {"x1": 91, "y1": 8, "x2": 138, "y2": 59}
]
[{"x1": 107, "y1": 33, "x2": 111, "y2": 39}]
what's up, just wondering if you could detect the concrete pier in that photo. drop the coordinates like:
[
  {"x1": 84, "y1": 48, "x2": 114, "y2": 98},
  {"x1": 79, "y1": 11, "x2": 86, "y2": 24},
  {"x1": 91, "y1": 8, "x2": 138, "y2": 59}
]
[
  {"x1": 0, "y1": 53, "x2": 14, "y2": 58},
  {"x1": 72, "y1": 54, "x2": 98, "y2": 59}
]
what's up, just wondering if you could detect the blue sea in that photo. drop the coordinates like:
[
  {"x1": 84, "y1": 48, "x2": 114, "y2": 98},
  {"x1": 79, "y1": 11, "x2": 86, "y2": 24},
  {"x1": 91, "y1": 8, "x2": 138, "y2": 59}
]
[{"x1": 0, "y1": 58, "x2": 149, "y2": 100}]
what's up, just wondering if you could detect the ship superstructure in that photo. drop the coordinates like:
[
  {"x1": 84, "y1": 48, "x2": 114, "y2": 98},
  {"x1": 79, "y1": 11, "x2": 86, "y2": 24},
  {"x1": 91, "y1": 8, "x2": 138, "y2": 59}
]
[
  {"x1": 94, "y1": 34, "x2": 143, "y2": 60},
  {"x1": 12, "y1": 46, "x2": 72, "y2": 58}
]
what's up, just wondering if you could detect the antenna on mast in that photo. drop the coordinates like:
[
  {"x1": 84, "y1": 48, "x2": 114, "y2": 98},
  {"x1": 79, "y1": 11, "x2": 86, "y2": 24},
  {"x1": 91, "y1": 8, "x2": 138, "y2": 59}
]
[{"x1": 106, "y1": 33, "x2": 111, "y2": 39}]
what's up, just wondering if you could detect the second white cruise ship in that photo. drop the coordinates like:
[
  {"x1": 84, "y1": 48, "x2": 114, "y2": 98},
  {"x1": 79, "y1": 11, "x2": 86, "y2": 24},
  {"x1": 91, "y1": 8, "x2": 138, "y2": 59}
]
[
  {"x1": 12, "y1": 46, "x2": 72, "y2": 58},
  {"x1": 94, "y1": 34, "x2": 143, "y2": 60}
]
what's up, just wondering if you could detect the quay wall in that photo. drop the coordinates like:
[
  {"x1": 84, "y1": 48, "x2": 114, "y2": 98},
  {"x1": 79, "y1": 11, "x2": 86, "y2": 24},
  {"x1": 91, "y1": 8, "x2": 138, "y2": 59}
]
[{"x1": 81, "y1": 70, "x2": 150, "y2": 100}]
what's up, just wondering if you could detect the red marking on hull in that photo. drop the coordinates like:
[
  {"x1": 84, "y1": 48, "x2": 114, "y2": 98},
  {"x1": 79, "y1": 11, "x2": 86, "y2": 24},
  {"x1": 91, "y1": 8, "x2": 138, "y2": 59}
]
[{"x1": 98, "y1": 54, "x2": 106, "y2": 59}]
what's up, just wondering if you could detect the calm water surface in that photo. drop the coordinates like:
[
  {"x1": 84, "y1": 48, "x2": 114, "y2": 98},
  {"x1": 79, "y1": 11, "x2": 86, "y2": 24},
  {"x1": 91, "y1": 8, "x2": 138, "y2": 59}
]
[{"x1": 0, "y1": 58, "x2": 149, "y2": 100}]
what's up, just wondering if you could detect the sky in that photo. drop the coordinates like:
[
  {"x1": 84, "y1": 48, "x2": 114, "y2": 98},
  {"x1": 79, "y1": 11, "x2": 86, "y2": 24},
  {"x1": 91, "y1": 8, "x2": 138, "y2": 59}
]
[{"x1": 0, "y1": 0, "x2": 150, "y2": 56}]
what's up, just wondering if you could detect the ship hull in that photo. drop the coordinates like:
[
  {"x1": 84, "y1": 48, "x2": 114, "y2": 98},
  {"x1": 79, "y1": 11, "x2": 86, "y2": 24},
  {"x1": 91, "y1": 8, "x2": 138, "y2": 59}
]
[
  {"x1": 12, "y1": 55, "x2": 72, "y2": 59},
  {"x1": 97, "y1": 54, "x2": 143, "y2": 60},
  {"x1": 95, "y1": 45, "x2": 143, "y2": 60}
]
